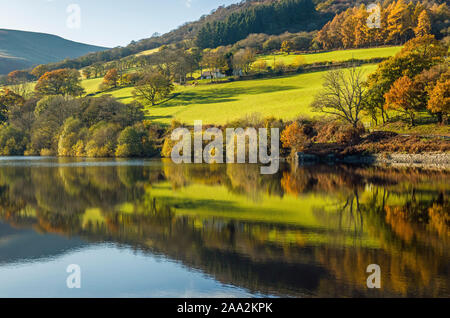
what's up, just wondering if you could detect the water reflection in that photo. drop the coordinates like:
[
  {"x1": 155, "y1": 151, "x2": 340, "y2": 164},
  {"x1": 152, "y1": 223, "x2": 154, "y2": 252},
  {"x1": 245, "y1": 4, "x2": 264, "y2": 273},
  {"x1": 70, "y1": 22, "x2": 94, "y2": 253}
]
[{"x1": 0, "y1": 158, "x2": 448, "y2": 297}]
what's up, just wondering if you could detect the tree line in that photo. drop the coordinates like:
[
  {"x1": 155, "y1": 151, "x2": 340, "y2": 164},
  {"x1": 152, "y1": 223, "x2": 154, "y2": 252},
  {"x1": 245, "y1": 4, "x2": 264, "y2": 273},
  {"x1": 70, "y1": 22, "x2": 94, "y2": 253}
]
[
  {"x1": 0, "y1": 68, "x2": 161, "y2": 157},
  {"x1": 195, "y1": 0, "x2": 325, "y2": 49},
  {"x1": 315, "y1": 0, "x2": 449, "y2": 49}
]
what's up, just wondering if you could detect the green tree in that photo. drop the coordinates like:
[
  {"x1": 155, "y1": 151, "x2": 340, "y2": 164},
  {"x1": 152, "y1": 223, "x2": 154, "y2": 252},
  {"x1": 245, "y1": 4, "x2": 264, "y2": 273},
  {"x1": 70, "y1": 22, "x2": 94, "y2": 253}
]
[
  {"x1": 85, "y1": 122, "x2": 121, "y2": 158},
  {"x1": 0, "y1": 126, "x2": 28, "y2": 156},
  {"x1": 115, "y1": 124, "x2": 155, "y2": 158},
  {"x1": 58, "y1": 117, "x2": 88, "y2": 157}
]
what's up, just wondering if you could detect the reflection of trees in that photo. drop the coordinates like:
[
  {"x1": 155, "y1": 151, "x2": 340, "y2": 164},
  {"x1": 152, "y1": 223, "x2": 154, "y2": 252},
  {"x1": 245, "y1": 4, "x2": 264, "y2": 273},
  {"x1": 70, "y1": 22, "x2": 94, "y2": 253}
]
[
  {"x1": 0, "y1": 161, "x2": 448, "y2": 297},
  {"x1": 162, "y1": 160, "x2": 284, "y2": 200},
  {"x1": 316, "y1": 186, "x2": 449, "y2": 297},
  {"x1": 314, "y1": 189, "x2": 365, "y2": 241}
]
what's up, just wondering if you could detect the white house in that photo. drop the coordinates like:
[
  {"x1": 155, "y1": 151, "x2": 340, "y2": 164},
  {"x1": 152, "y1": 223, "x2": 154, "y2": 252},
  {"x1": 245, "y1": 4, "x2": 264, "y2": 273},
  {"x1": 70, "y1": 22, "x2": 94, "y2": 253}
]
[{"x1": 200, "y1": 71, "x2": 226, "y2": 80}]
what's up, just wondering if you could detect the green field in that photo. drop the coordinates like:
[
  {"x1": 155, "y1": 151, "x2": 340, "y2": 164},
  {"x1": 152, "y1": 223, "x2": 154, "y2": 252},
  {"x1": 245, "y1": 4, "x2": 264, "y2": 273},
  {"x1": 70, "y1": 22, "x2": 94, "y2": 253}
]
[
  {"x1": 257, "y1": 46, "x2": 402, "y2": 67},
  {"x1": 82, "y1": 77, "x2": 103, "y2": 94},
  {"x1": 77, "y1": 46, "x2": 403, "y2": 125},
  {"x1": 89, "y1": 64, "x2": 377, "y2": 125}
]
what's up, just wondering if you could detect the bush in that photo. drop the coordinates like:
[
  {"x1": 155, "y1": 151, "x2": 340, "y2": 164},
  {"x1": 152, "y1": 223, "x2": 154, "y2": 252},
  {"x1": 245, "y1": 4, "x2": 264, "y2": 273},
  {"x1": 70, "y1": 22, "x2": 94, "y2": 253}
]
[
  {"x1": 85, "y1": 122, "x2": 121, "y2": 157},
  {"x1": 115, "y1": 124, "x2": 156, "y2": 158},
  {"x1": 281, "y1": 121, "x2": 310, "y2": 152},
  {"x1": 0, "y1": 126, "x2": 28, "y2": 155},
  {"x1": 40, "y1": 148, "x2": 55, "y2": 157},
  {"x1": 313, "y1": 120, "x2": 364, "y2": 144},
  {"x1": 58, "y1": 117, "x2": 88, "y2": 157},
  {"x1": 335, "y1": 124, "x2": 365, "y2": 144}
]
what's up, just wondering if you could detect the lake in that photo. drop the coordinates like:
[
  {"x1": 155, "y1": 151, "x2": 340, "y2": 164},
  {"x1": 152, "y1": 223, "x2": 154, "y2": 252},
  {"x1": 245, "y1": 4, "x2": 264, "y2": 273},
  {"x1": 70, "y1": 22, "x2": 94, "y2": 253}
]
[{"x1": 0, "y1": 157, "x2": 448, "y2": 297}]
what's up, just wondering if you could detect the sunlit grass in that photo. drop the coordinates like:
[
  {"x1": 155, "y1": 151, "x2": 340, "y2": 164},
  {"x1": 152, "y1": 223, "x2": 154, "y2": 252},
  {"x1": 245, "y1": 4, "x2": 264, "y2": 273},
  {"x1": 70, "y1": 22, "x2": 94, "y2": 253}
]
[
  {"x1": 93, "y1": 64, "x2": 376, "y2": 125},
  {"x1": 134, "y1": 47, "x2": 160, "y2": 57},
  {"x1": 257, "y1": 46, "x2": 402, "y2": 67}
]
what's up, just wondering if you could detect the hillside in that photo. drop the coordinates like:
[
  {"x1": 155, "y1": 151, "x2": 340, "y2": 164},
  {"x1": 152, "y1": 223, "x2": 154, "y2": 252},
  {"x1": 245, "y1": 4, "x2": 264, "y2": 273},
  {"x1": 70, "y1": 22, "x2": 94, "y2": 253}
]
[
  {"x1": 88, "y1": 63, "x2": 379, "y2": 125},
  {"x1": 37, "y1": 0, "x2": 332, "y2": 72},
  {"x1": 0, "y1": 29, "x2": 107, "y2": 74}
]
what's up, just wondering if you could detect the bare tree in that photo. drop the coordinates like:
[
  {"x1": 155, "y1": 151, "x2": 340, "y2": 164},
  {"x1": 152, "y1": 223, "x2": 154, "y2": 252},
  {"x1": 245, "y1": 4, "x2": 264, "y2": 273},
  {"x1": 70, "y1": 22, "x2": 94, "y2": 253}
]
[
  {"x1": 133, "y1": 71, "x2": 174, "y2": 106},
  {"x1": 232, "y1": 48, "x2": 256, "y2": 75},
  {"x1": 311, "y1": 66, "x2": 366, "y2": 127}
]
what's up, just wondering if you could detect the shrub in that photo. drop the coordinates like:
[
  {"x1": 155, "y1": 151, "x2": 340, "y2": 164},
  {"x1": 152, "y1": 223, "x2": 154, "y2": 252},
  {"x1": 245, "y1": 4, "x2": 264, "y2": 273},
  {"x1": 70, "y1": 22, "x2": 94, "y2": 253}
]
[
  {"x1": 115, "y1": 124, "x2": 156, "y2": 158},
  {"x1": 335, "y1": 124, "x2": 365, "y2": 144},
  {"x1": 85, "y1": 122, "x2": 121, "y2": 157},
  {"x1": 58, "y1": 117, "x2": 88, "y2": 157},
  {"x1": 0, "y1": 126, "x2": 28, "y2": 155},
  {"x1": 281, "y1": 121, "x2": 310, "y2": 152},
  {"x1": 40, "y1": 148, "x2": 55, "y2": 156}
]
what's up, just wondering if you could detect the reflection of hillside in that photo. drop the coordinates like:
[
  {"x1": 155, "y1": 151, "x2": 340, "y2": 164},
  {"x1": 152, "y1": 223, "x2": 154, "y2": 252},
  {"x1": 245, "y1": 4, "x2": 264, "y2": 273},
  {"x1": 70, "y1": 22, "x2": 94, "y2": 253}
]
[
  {"x1": 0, "y1": 160, "x2": 448, "y2": 297},
  {"x1": 0, "y1": 223, "x2": 86, "y2": 265}
]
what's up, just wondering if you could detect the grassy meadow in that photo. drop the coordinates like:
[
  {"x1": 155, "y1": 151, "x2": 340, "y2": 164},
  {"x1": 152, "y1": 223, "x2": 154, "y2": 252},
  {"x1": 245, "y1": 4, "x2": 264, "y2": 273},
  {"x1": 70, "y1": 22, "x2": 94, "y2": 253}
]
[
  {"x1": 256, "y1": 46, "x2": 402, "y2": 67},
  {"x1": 76, "y1": 46, "x2": 405, "y2": 126},
  {"x1": 85, "y1": 64, "x2": 377, "y2": 125}
]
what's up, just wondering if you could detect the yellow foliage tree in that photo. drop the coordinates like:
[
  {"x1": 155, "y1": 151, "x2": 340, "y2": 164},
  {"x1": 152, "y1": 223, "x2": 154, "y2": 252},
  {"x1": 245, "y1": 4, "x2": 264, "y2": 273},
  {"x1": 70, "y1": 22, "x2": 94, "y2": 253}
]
[
  {"x1": 384, "y1": 75, "x2": 423, "y2": 126},
  {"x1": 427, "y1": 74, "x2": 449, "y2": 124},
  {"x1": 414, "y1": 10, "x2": 432, "y2": 37}
]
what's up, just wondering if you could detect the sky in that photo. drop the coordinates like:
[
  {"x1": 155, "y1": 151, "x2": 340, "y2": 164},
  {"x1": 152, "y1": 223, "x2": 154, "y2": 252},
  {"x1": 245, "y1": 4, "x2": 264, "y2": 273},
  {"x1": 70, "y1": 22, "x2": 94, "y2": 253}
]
[{"x1": 0, "y1": 0, "x2": 242, "y2": 48}]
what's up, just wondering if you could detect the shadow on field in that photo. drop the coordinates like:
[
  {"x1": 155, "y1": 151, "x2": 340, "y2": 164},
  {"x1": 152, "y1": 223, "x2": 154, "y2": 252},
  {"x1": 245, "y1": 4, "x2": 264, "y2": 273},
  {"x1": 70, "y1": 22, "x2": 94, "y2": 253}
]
[
  {"x1": 147, "y1": 115, "x2": 172, "y2": 122},
  {"x1": 156, "y1": 85, "x2": 299, "y2": 108}
]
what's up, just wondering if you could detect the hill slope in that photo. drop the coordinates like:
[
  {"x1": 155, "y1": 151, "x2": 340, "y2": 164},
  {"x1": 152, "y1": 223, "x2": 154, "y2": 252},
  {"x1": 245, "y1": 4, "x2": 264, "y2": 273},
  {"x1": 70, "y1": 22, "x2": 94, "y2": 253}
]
[
  {"x1": 0, "y1": 29, "x2": 107, "y2": 74},
  {"x1": 37, "y1": 0, "x2": 332, "y2": 71}
]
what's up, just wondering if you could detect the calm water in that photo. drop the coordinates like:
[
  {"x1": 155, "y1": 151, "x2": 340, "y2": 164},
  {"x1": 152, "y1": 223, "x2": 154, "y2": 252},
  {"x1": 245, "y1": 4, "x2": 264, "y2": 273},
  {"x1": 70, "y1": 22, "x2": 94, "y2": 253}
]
[{"x1": 0, "y1": 157, "x2": 448, "y2": 298}]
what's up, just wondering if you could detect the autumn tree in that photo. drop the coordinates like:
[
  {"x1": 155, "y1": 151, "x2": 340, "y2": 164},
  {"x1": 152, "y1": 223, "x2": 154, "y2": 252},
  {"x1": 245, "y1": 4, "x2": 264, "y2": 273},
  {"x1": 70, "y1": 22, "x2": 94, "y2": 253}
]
[
  {"x1": 103, "y1": 68, "x2": 119, "y2": 89},
  {"x1": 35, "y1": 69, "x2": 85, "y2": 97},
  {"x1": 133, "y1": 71, "x2": 174, "y2": 106},
  {"x1": 427, "y1": 73, "x2": 449, "y2": 124},
  {"x1": 31, "y1": 65, "x2": 49, "y2": 79},
  {"x1": 366, "y1": 35, "x2": 448, "y2": 124},
  {"x1": 311, "y1": 66, "x2": 366, "y2": 128},
  {"x1": 341, "y1": 8, "x2": 358, "y2": 48},
  {"x1": 384, "y1": 76, "x2": 423, "y2": 126},
  {"x1": 7, "y1": 70, "x2": 33, "y2": 97},
  {"x1": 414, "y1": 10, "x2": 431, "y2": 37},
  {"x1": 280, "y1": 121, "x2": 310, "y2": 152},
  {"x1": 386, "y1": 0, "x2": 412, "y2": 44}
]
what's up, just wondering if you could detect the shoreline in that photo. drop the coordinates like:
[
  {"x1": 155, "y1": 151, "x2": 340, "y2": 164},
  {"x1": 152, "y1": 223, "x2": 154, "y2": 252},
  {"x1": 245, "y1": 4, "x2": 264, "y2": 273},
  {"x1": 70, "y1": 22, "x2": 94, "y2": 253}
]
[{"x1": 294, "y1": 152, "x2": 450, "y2": 170}]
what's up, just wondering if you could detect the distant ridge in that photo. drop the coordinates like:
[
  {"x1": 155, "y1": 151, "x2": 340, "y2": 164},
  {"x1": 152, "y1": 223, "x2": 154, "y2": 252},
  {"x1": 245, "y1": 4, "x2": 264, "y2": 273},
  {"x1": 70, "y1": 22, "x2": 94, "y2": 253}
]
[{"x1": 0, "y1": 29, "x2": 108, "y2": 74}]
